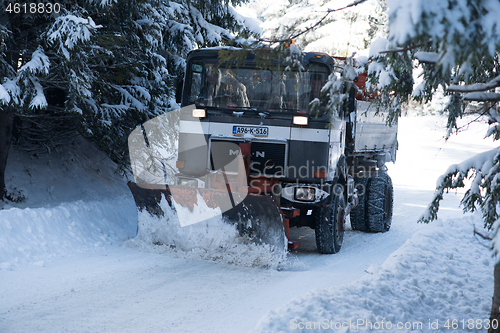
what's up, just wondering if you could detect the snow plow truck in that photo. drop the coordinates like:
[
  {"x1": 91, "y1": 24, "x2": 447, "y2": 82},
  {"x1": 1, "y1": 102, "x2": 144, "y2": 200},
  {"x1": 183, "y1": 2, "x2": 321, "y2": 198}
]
[{"x1": 127, "y1": 48, "x2": 398, "y2": 254}]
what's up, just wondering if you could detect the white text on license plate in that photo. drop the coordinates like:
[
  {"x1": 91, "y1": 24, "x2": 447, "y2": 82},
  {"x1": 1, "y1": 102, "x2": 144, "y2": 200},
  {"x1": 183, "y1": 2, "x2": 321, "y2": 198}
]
[{"x1": 232, "y1": 126, "x2": 268, "y2": 137}]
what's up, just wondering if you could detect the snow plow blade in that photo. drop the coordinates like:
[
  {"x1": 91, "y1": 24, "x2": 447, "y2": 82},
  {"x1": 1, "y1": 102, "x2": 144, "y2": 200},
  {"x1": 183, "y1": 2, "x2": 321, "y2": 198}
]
[{"x1": 127, "y1": 181, "x2": 286, "y2": 249}]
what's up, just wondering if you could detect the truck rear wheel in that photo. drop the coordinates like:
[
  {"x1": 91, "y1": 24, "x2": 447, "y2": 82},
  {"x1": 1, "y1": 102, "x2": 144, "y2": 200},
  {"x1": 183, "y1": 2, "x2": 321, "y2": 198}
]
[
  {"x1": 314, "y1": 192, "x2": 345, "y2": 254},
  {"x1": 366, "y1": 173, "x2": 393, "y2": 232},
  {"x1": 350, "y1": 176, "x2": 369, "y2": 231}
]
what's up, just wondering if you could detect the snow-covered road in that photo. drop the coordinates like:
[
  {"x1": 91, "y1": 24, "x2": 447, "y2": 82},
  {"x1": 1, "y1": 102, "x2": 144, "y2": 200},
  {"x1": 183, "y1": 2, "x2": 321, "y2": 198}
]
[{"x1": 0, "y1": 115, "x2": 496, "y2": 333}]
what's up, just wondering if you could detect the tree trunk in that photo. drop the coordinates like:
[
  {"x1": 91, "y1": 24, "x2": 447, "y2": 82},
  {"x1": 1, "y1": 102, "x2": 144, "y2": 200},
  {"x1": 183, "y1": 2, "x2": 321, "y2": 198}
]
[
  {"x1": 0, "y1": 106, "x2": 15, "y2": 200},
  {"x1": 490, "y1": 264, "x2": 500, "y2": 333}
]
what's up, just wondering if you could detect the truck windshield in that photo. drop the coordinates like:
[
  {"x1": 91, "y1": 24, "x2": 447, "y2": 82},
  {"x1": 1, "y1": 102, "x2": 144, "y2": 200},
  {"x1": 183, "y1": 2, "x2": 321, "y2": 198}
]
[{"x1": 187, "y1": 62, "x2": 330, "y2": 116}]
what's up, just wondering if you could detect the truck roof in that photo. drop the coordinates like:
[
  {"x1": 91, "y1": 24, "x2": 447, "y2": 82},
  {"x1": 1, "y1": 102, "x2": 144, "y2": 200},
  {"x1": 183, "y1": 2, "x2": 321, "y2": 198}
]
[{"x1": 186, "y1": 48, "x2": 336, "y2": 70}]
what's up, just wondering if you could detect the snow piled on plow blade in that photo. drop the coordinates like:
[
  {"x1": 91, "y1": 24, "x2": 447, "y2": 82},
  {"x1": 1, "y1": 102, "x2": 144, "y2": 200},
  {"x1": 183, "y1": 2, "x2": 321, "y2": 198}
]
[
  {"x1": 174, "y1": 192, "x2": 223, "y2": 227},
  {"x1": 125, "y1": 194, "x2": 287, "y2": 268}
]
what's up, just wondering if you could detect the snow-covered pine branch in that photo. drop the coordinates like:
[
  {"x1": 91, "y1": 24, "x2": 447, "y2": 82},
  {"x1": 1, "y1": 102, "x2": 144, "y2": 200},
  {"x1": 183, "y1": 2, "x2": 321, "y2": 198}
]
[
  {"x1": 15, "y1": 47, "x2": 50, "y2": 110},
  {"x1": 367, "y1": 0, "x2": 500, "y2": 322},
  {"x1": 88, "y1": 0, "x2": 117, "y2": 8},
  {"x1": 387, "y1": 0, "x2": 500, "y2": 65},
  {"x1": 45, "y1": 15, "x2": 100, "y2": 60},
  {"x1": 448, "y1": 76, "x2": 500, "y2": 93},
  {"x1": 0, "y1": 0, "x2": 260, "y2": 169},
  {"x1": 318, "y1": 55, "x2": 357, "y2": 119},
  {"x1": 420, "y1": 144, "x2": 500, "y2": 265},
  {"x1": 367, "y1": 38, "x2": 397, "y2": 90},
  {"x1": 189, "y1": 5, "x2": 233, "y2": 46},
  {"x1": 28, "y1": 78, "x2": 48, "y2": 110},
  {"x1": 463, "y1": 92, "x2": 500, "y2": 102},
  {"x1": 419, "y1": 146, "x2": 500, "y2": 228},
  {"x1": 1, "y1": 79, "x2": 20, "y2": 105},
  {"x1": 414, "y1": 51, "x2": 439, "y2": 64},
  {"x1": 18, "y1": 47, "x2": 50, "y2": 76},
  {"x1": 0, "y1": 84, "x2": 10, "y2": 105}
]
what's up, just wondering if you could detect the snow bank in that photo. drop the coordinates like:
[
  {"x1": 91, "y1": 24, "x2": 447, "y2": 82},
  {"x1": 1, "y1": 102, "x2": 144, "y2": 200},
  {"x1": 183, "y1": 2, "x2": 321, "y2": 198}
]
[
  {"x1": 125, "y1": 196, "x2": 287, "y2": 269},
  {"x1": 0, "y1": 196, "x2": 136, "y2": 270},
  {"x1": 252, "y1": 215, "x2": 492, "y2": 332},
  {"x1": 1, "y1": 138, "x2": 286, "y2": 270},
  {"x1": 0, "y1": 137, "x2": 140, "y2": 270},
  {"x1": 3, "y1": 138, "x2": 131, "y2": 209}
]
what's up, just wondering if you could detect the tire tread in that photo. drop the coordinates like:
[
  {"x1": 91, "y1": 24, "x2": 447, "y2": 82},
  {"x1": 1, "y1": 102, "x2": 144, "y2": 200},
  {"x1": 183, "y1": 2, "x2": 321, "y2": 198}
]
[{"x1": 366, "y1": 173, "x2": 393, "y2": 233}]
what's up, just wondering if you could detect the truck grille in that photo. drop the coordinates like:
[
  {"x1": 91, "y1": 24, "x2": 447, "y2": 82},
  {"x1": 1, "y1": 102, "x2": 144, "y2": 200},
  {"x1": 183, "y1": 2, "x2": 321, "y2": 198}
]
[
  {"x1": 250, "y1": 142, "x2": 286, "y2": 176},
  {"x1": 209, "y1": 140, "x2": 286, "y2": 177}
]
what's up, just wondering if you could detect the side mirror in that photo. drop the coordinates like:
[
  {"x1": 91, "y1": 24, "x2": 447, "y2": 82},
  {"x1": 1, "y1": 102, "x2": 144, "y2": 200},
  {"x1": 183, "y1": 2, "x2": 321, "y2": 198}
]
[{"x1": 346, "y1": 86, "x2": 356, "y2": 117}]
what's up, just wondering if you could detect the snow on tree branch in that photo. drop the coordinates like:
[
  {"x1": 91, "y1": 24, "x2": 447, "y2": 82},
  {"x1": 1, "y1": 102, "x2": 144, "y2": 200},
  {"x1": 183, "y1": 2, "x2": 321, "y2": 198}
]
[
  {"x1": 229, "y1": 6, "x2": 262, "y2": 36},
  {"x1": 28, "y1": 78, "x2": 48, "y2": 110},
  {"x1": 414, "y1": 51, "x2": 439, "y2": 64},
  {"x1": 2, "y1": 79, "x2": 20, "y2": 105},
  {"x1": 420, "y1": 146, "x2": 500, "y2": 229},
  {"x1": 18, "y1": 47, "x2": 50, "y2": 76},
  {"x1": 463, "y1": 92, "x2": 500, "y2": 102},
  {"x1": 88, "y1": 0, "x2": 117, "y2": 8},
  {"x1": 189, "y1": 5, "x2": 232, "y2": 45},
  {"x1": 0, "y1": 84, "x2": 10, "y2": 104},
  {"x1": 317, "y1": 55, "x2": 357, "y2": 119},
  {"x1": 45, "y1": 15, "x2": 101, "y2": 60},
  {"x1": 387, "y1": 0, "x2": 500, "y2": 68},
  {"x1": 448, "y1": 76, "x2": 500, "y2": 93}
]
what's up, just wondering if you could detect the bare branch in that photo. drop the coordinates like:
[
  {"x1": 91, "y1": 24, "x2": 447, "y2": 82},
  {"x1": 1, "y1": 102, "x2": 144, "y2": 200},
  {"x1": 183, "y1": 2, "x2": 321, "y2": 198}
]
[
  {"x1": 448, "y1": 75, "x2": 500, "y2": 93},
  {"x1": 316, "y1": 0, "x2": 368, "y2": 13},
  {"x1": 473, "y1": 228, "x2": 493, "y2": 250},
  {"x1": 259, "y1": 0, "x2": 368, "y2": 45},
  {"x1": 475, "y1": 229, "x2": 492, "y2": 241},
  {"x1": 454, "y1": 103, "x2": 495, "y2": 133}
]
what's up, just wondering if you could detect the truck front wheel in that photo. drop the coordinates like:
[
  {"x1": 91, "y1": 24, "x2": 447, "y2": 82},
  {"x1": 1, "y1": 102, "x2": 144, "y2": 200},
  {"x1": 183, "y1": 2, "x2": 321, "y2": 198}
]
[
  {"x1": 314, "y1": 192, "x2": 345, "y2": 254},
  {"x1": 366, "y1": 173, "x2": 393, "y2": 232}
]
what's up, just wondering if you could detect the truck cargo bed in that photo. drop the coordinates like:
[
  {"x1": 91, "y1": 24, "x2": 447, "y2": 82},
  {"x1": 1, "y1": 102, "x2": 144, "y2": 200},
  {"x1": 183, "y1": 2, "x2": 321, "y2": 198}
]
[{"x1": 354, "y1": 101, "x2": 398, "y2": 158}]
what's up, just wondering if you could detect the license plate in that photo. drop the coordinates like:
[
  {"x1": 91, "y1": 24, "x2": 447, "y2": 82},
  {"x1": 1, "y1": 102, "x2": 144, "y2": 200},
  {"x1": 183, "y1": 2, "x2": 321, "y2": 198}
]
[{"x1": 232, "y1": 126, "x2": 269, "y2": 137}]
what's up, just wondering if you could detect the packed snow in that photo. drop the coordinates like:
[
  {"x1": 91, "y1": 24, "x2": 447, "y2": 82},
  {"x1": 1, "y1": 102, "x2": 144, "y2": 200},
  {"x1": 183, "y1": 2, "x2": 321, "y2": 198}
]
[
  {"x1": 253, "y1": 215, "x2": 492, "y2": 333},
  {"x1": 0, "y1": 137, "x2": 137, "y2": 269},
  {"x1": 0, "y1": 114, "x2": 497, "y2": 332},
  {"x1": 0, "y1": 198, "x2": 135, "y2": 271}
]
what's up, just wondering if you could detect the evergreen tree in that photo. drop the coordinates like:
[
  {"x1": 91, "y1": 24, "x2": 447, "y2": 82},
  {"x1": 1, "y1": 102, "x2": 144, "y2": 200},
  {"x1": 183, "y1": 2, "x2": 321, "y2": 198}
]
[
  {"x1": 0, "y1": 0, "x2": 257, "y2": 199},
  {"x1": 366, "y1": 0, "x2": 500, "y2": 328}
]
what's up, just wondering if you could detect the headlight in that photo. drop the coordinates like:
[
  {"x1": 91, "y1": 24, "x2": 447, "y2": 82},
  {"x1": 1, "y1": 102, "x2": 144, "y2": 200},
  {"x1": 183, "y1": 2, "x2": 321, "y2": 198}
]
[
  {"x1": 192, "y1": 109, "x2": 206, "y2": 118},
  {"x1": 178, "y1": 178, "x2": 198, "y2": 188},
  {"x1": 295, "y1": 187, "x2": 315, "y2": 201},
  {"x1": 293, "y1": 116, "x2": 308, "y2": 125}
]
